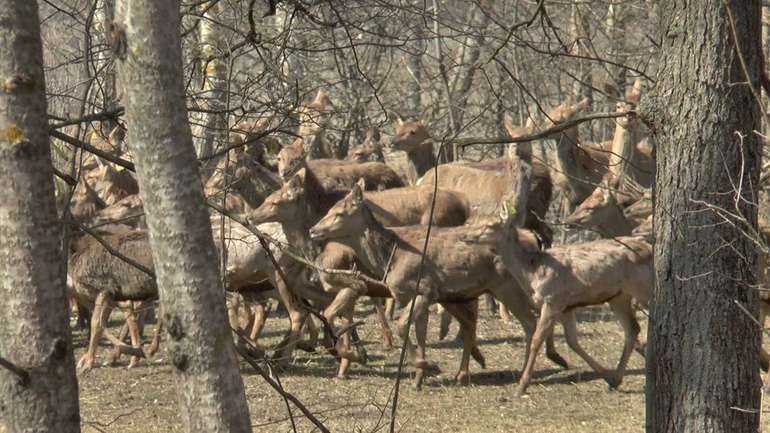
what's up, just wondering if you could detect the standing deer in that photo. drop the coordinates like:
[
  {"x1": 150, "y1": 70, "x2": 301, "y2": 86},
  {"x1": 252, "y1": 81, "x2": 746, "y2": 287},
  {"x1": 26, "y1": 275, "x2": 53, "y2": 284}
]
[{"x1": 308, "y1": 181, "x2": 569, "y2": 388}]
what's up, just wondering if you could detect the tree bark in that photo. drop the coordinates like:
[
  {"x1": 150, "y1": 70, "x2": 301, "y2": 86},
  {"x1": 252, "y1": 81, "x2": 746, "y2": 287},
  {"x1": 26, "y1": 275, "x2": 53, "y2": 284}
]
[
  {"x1": 644, "y1": 1, "x2": 762, "y2": 432},
  {"x1": 0, "y1": 1, "x2": 81, "y2": 432},
  {"x1": 114, "y1": 1, "x2": 252, "y2": 432}
]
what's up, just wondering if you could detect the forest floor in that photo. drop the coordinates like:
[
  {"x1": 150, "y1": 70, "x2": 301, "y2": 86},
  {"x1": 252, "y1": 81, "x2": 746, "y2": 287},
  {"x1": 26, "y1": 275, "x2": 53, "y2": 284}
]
[{"x1": 73, "y1": 303, "x2": 769, "y2": 433}]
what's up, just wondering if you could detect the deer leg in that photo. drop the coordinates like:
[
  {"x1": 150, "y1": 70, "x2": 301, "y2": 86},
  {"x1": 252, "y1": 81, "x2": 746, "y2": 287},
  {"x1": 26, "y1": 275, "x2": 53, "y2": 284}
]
[
  {"x1": 606, "y1": 295, "x2": 641, "y2": 389},
  {"x1": 499, "y1": 303, "x2": 513, "y2": 324},
  {"x1": 516, "y1": 302, "x2": 558, "y2": 397},
  {"x1": 437, "y1": 304, "x2": 452, "y2": 341},
  {"x1": 147, "y1": 304, "x2": 163, "y2": 358},
  {"x1": 482, "y1": 293, "x2": 497, "y2": 316},
  {"x1": 271, "y1": 276, "x2": 308, "y2": 366},
  {"x1": 491, "y1": 285, "x2": 568, "y2": 370},
  {"x1": 321, "y1": 287, "x2": 362, "y2": 359},
  {"x1": 410, "y1": 295, "x2": 436, "y2": 390},
  {"x1": 126, "y1": 305, "x2": 143, "y2": 369},
  {"x1": 77, "y1": 292, "x2": 114, "y2": 373},
  {"x1": 249, "y1": 302, "x2": 268, "y2": 342},
  {"x1": 296, "y1": 314, "x2": 319, "y2": 353},
  {"x1": 105, "y1": 312, "x2": 131, "y2": 366},
  {"x1": 384, "y1": 298, "x2": 395, "y2": 320},
  {"x1": 441, "y1": 300, "x2": 483, "y2": 386},
  {"x1": 560, "y1": 310, "x2": 614, "y2": 387},
  {"x1": 371, "y1": 297, "x2": 394, "y2": 349}
]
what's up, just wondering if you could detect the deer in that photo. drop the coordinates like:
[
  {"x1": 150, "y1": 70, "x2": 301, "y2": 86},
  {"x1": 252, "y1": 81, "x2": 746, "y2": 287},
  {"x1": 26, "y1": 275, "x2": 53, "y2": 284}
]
[
  {"x1": 388, "y1": 119, "x2": 436, "y2": 185},
  {"x1": 466, "y1": 202, "x2": 652, "y2": 396},
  {"x1": 204, "y1": 139, "x2": 282, "y2": 214},
  {"x1": 69, "y1": 228, "x2": 159, "y2": 373},
  {"x1": 278, "y1": 140, "x2": 404, "y2": 191},
  {"x1": 308, "y1": 180, "x2": 570, "y2": 388},
  {"x1": 564, "y1": 182, "x2": 648, "y2": 237},
  {"x1": 249, "y1": 167, "x2": 472, "y2": 376},
  {"x1": 346, "y1": 126, "x2": 384, "y2": 163}
]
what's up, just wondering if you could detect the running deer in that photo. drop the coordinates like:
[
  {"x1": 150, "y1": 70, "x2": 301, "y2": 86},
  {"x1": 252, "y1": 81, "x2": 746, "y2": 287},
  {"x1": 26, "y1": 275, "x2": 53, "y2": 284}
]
[
  {"x1": 248, "y1": 167, "x2": 470, "y2": 376},
  {"x1": 308, "y1": 180, "x2": 569, "y2": 388},
  {"x1": 466, "y1": 203, "x2": 652, "y2": 396}
]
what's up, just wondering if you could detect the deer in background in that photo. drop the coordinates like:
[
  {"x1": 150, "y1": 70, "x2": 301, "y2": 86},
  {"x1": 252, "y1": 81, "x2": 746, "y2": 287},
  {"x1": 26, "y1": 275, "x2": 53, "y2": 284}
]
[
  {"x1": 308, "y1": 181, "x2": 569, "y2": 388},
  {"x1": 467, "y1": 203, "x2": 652, "y2": 396}
]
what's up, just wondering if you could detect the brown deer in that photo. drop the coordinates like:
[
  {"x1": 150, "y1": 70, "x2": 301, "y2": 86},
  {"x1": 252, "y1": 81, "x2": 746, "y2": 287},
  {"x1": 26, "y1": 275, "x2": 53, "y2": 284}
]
[
  {"x1": 204, "y1": 141, "x2": 282, "y2": 214},
  {"x1": 308, "y1": 181, "x2": 569, "y2": 388},
  {"x1": 388, "y1": 119, "x2": 436, "y2": 185},
  {"x1": 418, "y1": 158, "x2": 554, "y2": 246},
  {"x1": 466, "y1": 204, "x2": 652, "y2": 396},
  {"x1": 564, "y1": 183, "x2": 646, "y2": 237}
]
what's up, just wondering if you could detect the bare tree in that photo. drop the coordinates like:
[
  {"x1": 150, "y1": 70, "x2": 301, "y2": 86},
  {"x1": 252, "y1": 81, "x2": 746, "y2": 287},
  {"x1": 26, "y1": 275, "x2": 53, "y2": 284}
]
[
  {"x1": 644, "y1": 1, "x2": 762, "y2": 432},
  {"x1": 0, "y1": 1, "x2": 81, "y2": 432},
  {"x1": 114, "y1": 1, "x2": 252, "y2": 431}
]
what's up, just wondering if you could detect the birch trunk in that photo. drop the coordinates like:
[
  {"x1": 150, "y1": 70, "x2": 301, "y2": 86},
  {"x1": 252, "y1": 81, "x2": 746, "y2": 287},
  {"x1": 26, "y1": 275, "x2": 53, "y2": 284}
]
[
  {"x1": 114, "y1": 1, "x2": 252, "y2": 431},
  {"x1": 645, "y1": 1, "x2": 762, "y2": 432},
  {"x1": 194, "y1": 1, "x2": 228, "y2": 165},
  {"x1": 0, "y1": 1, "x2": 81, "y2": 431}
]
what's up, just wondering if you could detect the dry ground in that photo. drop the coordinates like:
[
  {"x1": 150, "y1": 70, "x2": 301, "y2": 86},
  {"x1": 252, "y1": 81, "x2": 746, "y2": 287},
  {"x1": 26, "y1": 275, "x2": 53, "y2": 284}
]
[{"x1": 73, "y1": 304, "x2": 769, "y2": 433}]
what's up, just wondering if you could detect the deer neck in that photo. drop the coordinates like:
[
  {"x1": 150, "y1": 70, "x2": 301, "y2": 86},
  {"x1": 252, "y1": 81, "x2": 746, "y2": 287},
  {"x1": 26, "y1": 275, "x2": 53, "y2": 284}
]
[
  {"x1": 280, "y1": 201, "x2": 322, "y2": 258},
  {"x1": 501, "y1": 236, "x2": 545, "y2": 294},
  {"x1": 599, "y1": 209, "x2": 636, "y2": 237},
  {"x1": 405, "y1": 141, "x2": 436, "y2": 184},
  {"x1": 348, "y1": 211, "x2": 398, "y2": 279}
]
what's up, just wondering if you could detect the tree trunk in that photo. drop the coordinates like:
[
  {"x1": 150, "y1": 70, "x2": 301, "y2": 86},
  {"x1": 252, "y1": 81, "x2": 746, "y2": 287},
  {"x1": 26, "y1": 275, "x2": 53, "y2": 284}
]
[
  {"x1": 114, "y1": 1, "x2": 252, "y2": 432},
  {"x1": 644, "y1": 2, "x2": 762, "y2": 432},
  {"x1": 94, "y1": 0, "x2": 119, "y2": 136},
  {"x1": 0, "y1": 1, "x2": 81, "y2": 431},
  {"x1": 194, "y1": 1, "x2": 228, "y2": 166}
]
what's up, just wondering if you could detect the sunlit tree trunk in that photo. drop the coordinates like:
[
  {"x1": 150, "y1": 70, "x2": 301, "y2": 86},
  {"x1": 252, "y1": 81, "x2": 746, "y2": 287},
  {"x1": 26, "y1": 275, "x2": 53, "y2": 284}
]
[
  {"x1": 0, "y1": 1, "x2": 81, "y2": 431},
  {"x1": 94, "y1": 0, "x2": 119, "y2": 136},
  {"x1": 194, "y1": 1, "x2": 228, "y2": 166},
  {"x1": 114, "y1": 1, "x2": 252, "y2": 431}
]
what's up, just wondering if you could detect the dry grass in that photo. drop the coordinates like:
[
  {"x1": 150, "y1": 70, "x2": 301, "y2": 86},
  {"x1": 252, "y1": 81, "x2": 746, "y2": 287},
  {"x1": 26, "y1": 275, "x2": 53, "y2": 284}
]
[{"x1": 73, "y1": 304, "x2": 768, "y2": 433}]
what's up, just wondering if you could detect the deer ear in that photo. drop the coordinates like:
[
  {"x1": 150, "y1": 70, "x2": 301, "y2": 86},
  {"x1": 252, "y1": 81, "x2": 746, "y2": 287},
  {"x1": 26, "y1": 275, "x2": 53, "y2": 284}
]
[
  {"x1": 295, "y1": 167, "x2": 307, "y2": 182},
  {"x1": 501, "y1": 200, "x2": 517, "y2": 225},
  {"x1": 351, "y1": 180, "x2": 365, "y2": 204}
]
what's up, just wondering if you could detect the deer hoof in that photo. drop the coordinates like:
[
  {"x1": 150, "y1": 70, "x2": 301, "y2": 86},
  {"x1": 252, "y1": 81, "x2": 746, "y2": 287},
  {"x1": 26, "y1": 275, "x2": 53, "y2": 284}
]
[
  {"x1": 454, "y1": 371, "x2": 470, "y2": 386},
  {"x1": 605, "y1": 371, "x2": 623, "y2": 390},
  {"x1": 76, "y1": 355, "x2": 94, "y2": 374},
  {"x1": 414, "y1": 369, "x2": 425, "y2": 390}
]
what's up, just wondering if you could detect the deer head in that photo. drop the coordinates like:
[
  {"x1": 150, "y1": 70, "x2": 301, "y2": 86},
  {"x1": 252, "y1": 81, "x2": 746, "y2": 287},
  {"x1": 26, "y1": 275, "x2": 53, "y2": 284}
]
[
  {"x1": 564, "y1": 186, "x2": 619, "y2": 227},
  {"x1": 249, "y1": 168, "x2": 307, "y2": 224},
  {"x1": 277, "y1": 138, "x2": 306, "y2": 180},
  {"x1": 391, "y1": 119, "x2": 431, "y2": 153},
  {"x1": 309, "y1": 178, "x2": 368, "y2": 241}
]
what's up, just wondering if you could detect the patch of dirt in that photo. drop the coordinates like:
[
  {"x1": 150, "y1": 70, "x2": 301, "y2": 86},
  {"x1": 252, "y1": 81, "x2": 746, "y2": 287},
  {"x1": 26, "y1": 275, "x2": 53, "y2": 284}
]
[{"x1": 73, "y1": 304, "x2": 768, "y2": 433}]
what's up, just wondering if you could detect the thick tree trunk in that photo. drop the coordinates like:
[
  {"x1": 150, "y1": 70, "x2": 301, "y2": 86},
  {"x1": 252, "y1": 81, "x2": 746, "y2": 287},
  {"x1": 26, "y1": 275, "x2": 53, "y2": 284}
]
[
  {"x1": 0, "y1": 1, "x2": 81, "y2": 432},
  {"x1": 114, "y1": 1, "x2": 252, "y2": 432},
  {"x1": 644, "y1": 2, "x2": 762, "y2": 432}
]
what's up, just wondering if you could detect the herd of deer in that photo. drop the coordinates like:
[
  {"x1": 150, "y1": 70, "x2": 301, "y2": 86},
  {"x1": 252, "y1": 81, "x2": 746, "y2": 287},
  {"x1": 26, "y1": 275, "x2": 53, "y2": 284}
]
[{"x1": 59, "y1": 86, "x2": 770, "y2": 398}]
